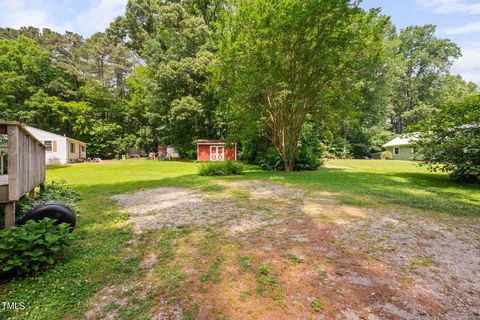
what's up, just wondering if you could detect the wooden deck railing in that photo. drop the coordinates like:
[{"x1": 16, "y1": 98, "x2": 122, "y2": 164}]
[{"x1": 0, "y1": 121, "x2": 46, "y2": 228}]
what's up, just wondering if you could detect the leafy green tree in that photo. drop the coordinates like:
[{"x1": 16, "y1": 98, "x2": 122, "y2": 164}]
[
  {"x1": 85, "y1": 121, "x2": 123, "y2": 158},
  {"x1": 404, "y1": 75, "x2": 477, "y2": 132},
  {"x1": 390, "y1": 25, "x2": 464, "y2": 134},
  {"x1": 0, "y1": 36, "x2": 54, "y2": 120},
  {"x1": 120, "y1": 1, "x2": 220, "y2": 157},
  {"x1": 418, "y1": 94, "x2": 480, "y2": 182},
  {"x1": 216, "y1": 0, "x2": 387, "y2": 171}
]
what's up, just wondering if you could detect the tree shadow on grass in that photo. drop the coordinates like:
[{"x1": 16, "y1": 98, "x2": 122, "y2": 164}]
[
  {"x1": 46, "y1": 164, "x2": 71, "y2": 170},
  {"x1": 70, "y1": 167, "x2": 479, "y2": 218},
  {"x1": 236, "y1": 169, "x2": 480, "y2": 216}
]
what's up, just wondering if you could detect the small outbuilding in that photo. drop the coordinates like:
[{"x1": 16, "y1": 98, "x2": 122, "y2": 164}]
[
  {"x1": 383, "y1": 134, "x2": 421, "y2": 161},
  {"x1": 197, "y1": 140, "x2": 237, "y2": 161}
]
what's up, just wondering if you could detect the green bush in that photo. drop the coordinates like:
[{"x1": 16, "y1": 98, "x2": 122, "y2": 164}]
[
  {"x1": 19, "y1": 180, "x2": 81, "y2": 216},
  {"x1": 419, "y1": 94, "x2": 480, "y2": 183},
  {"x1": 0, "y1": 219, "x2": 73, "y2": 276},
  {"x1": 199, "y1": 160, "x2": 244, "y2": 176},
  {"x1": 381, "y1": 151, "x2": 393, "y2": 160},
  {"x1": 257, "y1": 147, "x2": 323, "y2": 171},
  {"x1": 257, "y1": 148, "x2": 284, "y2": 171},
  {"x1": 256, "y1": 120, "x2": 323, "y2": 171},
  {"x1": 295, "y1": 146, "x2": 324, "y2": 171}
]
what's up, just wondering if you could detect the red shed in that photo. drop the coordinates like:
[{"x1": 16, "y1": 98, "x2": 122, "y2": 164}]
[{"x1": 197, "y1": 140, "x2": 237, "y2": 161}]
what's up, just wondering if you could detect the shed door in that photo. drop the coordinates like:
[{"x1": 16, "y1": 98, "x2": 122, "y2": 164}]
[{"x1": 210, "y1": 146, "x2": 224, "y2": 161}]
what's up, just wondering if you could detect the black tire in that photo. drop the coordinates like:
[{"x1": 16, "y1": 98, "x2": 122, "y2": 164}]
[{"x1": 19, "y1": 202, "x2": 76, "y2": 231}]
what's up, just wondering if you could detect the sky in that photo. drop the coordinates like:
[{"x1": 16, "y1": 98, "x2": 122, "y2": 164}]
[
  {"x1": 362, "y1": 0, "x2": 480, "y2": 85},
  {"x1": 0, "y1": 0, "x2": 479, "y2": 85}
]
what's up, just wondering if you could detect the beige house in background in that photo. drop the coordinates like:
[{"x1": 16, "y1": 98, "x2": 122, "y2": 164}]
[
  {"x1": 383, "y1": 134, "x2": 422, "y2": 161},
  {"x1": 26, "y1": 126, "x2": 86, "y2": 165}
]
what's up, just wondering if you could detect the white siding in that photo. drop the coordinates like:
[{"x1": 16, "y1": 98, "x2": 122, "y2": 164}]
[
  {"x1": 25, "y1": 126, "x2": 67, "y2": 165},
  {"x1": 67, "y1": 139, "x2": 87, "y2": 162}
]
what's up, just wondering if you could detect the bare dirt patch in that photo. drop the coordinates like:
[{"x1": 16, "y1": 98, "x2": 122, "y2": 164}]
[
  {"x1": 112, "y1": 186, "x2": 289, "y2": 235},
  {"x1": 84, "y1": 285, "x2": 132, "y2": 320},
  {"x1": 100, "y1": 180, "x2": 480, "y2": 319}
]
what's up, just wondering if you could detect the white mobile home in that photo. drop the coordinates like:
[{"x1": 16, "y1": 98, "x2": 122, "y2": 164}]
[{"x1": 25, "y1": 126, "x2": 87, "y2": 165}]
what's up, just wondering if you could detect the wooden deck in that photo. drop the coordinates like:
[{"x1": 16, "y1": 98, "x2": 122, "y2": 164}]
[{"x1": 0, "y1": 121, "x2": 46, "y2": 228}]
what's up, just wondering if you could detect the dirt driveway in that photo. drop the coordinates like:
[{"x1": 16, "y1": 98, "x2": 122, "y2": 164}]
[{"x1": 87, "y1": 180, "x2": 479, "y2": 319}]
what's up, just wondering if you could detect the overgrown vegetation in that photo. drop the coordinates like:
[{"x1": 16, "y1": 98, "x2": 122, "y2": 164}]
[
  {"x1": 199, "y1": 160, "x2": 244, "y2": 176},
  {"x1": 0, "y1": 181, "x2": 80, "y2": 278},
  {"x1": 418, "y1": 94, "x2": 480, "y2": 183},
  {"x1": 0, "y1": 219, "x2": 73, "y2": 277},
  {"x1": 19, "y1": 180, "x2": 81, "y2": 216}
]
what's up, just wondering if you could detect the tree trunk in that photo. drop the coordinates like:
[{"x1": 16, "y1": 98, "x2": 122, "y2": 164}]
[
  {"x1": 268, "y1": 105, "x2": 303, "y2": 172},
  {"x1": 285, "y1": 161, "x2": 295, "y2": 172}
]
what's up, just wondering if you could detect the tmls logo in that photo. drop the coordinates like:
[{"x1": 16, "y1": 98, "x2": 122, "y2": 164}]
[{"x1": 1, "y1": 302, "x2": 26, "y2": 311}]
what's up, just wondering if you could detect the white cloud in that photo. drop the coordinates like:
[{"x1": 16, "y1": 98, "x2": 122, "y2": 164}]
[
  {"x1": 452, "y1": 46, "x2": 480, "y2": 85},
  {"x1": 74, "y1": 0, "x2": 128, "y2": 36},
  {"x1": 0, "y1": 0, "x2": 65, "y2": 31},
  {"x1": 0, "y1": 0, "x2": 128, "y2": 37},
  {"x1": 419, "y1": 0, "x2": 480, "y2": 14},
  {"x1": 441, "y1": 21, "x2": 480, "y2": 34}
]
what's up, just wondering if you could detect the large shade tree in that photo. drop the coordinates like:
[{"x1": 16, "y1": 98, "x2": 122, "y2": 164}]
[
  {"x1": 389, "y1": 25, "x2": 468, "y2": 134},
  {"x1": 118, "y1": 0, "x2": 223, "y2": 157},
  {"x1": 216, "y1": 0, "x2": 387, "y2": 171}
]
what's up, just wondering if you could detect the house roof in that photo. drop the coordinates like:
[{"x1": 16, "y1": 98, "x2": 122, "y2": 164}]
[
  {"x1": 197, "y1": 139, "x2": 227, "y2": 144},
  {"x1": 66, "y1": 137, "x2": 87, "y2": 145},
  {"x1": 1, "y1": 122, "x2": 45, "y2": 146},
  {"x1": 25, "y1": 126, "x2": 86, "y2": 145},
  {"x1": 383, "y1": 134, "x2": 420, "y2": 147}
]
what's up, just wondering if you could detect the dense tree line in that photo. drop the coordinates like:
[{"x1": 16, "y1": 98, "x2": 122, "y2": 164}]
[{"x1": 0, "y1": 0, "x2": 476, "y2": 170}]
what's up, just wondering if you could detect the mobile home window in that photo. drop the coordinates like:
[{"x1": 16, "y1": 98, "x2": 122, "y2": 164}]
[
  {"x1": 411, "y1": 147, "x2": 418, "y2": 154},
  {"x1": 44, "y1": 141, "x2": 52, "y2": 152},
  {"x1": 81, "y1": 145, "x2": 85, "y2": 152},
  {"x1": 394, "y1": 147, "x2": 400, "y2": 155},
  {"x1": 70, "y1": 143, "x2": 75, "y2": 153}
]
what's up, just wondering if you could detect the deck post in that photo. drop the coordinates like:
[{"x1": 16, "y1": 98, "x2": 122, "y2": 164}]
[
  {"x1": 4, "y1": 201, "x2": 15, "y2": 228},
  {"x1": 7, "y1": 125, "x2": 19, "y2": 201}
]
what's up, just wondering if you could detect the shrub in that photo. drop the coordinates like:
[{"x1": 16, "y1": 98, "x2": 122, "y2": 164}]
[
  {"x1": 370, "y1": 152, "x2": 382, "y2": 159},
  {"x1": 257, "y1": 147, "x2": 323, "y2": 171},
  {"x1": 0, "y1": 219, "x2": 73, "y2": 276},
  {"x1": 257, "y1": 148, "x2": 284, "y2": 171},
  {"x1": 418, "y1": 94, "x2": 480, "y2": 183},
  {"x1": 295, "y1": 146, "x2": 323, "y2": 171},
  {"x1": 256, "y1": 120, "x2": 323, "y2": 171},
  {"x1": 381, "y1": 151, "x2": 393, "y2": 160},
  {"x1": 199, "y1": 160, "x2": 244, "y2": 176},
  {"x1": 19, "y1": 180, "x2": 81, "y2": 216}
]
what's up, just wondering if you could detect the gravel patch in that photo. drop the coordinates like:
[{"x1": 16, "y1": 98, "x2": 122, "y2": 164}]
[
  {"x1": 112, "y1": 185, "x2": 297, "y2": 235},
  {"x1": 338, "y1": 209, "x2": 480, "y2": 319},
  {"x1": 111, "y1": 180, "x2": 480, "y2": 319}
]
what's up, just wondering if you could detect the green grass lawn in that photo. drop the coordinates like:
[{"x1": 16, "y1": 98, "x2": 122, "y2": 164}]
[
  {"x1": 247, "y1": 159, "x2": 480, "y2": 216},
  {"x1": 0, "y1": 159, "x2": 478, "y2": 319}
]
